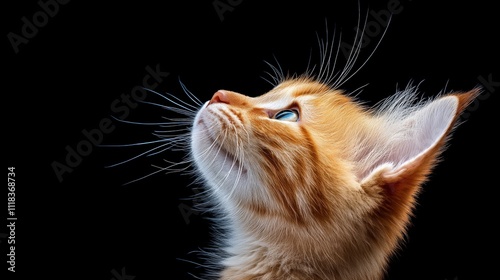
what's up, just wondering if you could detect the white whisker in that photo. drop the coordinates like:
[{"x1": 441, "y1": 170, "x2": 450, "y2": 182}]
[
  {"x1": 155, "y1": 122, "x2": 192, "y2": 128},
  {"x1": 151, "y1": 159, "x2": 192, "y2": 174},
  {"x1": 336, "y1": 15, "x2": 392, "y2": 88},
  {"x1": 179, "y1": 77, "x2": 204, "y2": 106},
  {"x1": 153, "y1": 127, "x2": 190, "y2": 135},
  {"x1": 139, "y1": 100, "x2": 196, "y2": 116},
  {"x1": 331, "y1": 8, "x2": 367, "y2": 89},
  {"x1": 143, "y1": 88, "x2": 199, "y2": 113},
  {"x1": 260, "y1": 74, "x2": 278, "y2": 87},
  {"x1": 122, "y1": 167, "x2": 170, "y2": 186},
  {"x1": 145, "y1": 142, "x2": 183, "y2": 157},
  {"x1": 161, "y1": 115, "x2": 194, "y2": 121},
  {"x1": 151, "y1": 87, "x2": 201, "y2": 111},
  {"x1": 263, "y1": 61, "x2": 282, "y2": 86},
  {"x1": 101, "y1": 138, "x2": 170, "y2": 148},
  {"x1": 272, "y1": 54, "x2": 285, "y2": 82},
  {"x1": 122, "y1": 159, "x2": 192, "y2": 186},
  {"x1": 323, "y1": 30, "x2": 343, "y2": 86},
  {"x1": 110, "y1": 115, "x2": 175, "y2": 126},
  {"x1": 105, "y1": 141, "x2": 177, "y2": 168},
  {"x1": 305, "y1": 48, "x2": 317, "y2": 78}
]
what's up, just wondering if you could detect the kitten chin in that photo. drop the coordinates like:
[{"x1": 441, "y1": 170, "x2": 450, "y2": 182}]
[{"x1": 190, "y1": 78, "x2": 479, "y2": 280}]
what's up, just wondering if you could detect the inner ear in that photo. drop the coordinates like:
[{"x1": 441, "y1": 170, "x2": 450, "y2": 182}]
[{"x1": 361, "y1": 95, "x2": 459, "y2": 182}]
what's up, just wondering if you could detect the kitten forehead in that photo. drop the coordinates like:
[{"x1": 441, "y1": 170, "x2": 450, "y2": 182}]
[
  {"x1": 257, "y1": 96, "x2": 296, "y2": 110},
  {"x1": 257, "y1": 81, "x2": 325, "y2": 110},
  {"x1": 255, "y1": 84, "x2": 295, "y2": 109}
]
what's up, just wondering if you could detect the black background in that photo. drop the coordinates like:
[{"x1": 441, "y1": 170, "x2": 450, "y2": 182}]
[{"x1": 4, "y1": 0, "x2": 499, "y2": 279}]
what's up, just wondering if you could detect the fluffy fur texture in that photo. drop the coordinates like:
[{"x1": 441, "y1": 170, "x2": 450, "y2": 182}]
[
  {"x1": 189, "y1": 77, "x2": 478, "y2": 279},
  {"x1": 114, "y1": 18, "x2": 479, "y2": 279}
]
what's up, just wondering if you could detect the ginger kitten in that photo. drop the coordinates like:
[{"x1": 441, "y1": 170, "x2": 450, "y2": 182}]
[
  {"x1": 115, "y1": 21, "x2": 479, "y2": 279},
  {"x1": 190, "y1": 77, "x2": 477, "y2": 279}
]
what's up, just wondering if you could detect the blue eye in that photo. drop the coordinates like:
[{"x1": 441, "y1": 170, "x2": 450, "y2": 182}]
[{"x1": 273, "y1": 109, "x2": 299, "y2": 122}]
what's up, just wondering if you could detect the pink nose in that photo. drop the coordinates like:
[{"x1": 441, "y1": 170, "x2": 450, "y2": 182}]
[{"x1": 209, "y1": 90, "x2": 230, "y2": 105}]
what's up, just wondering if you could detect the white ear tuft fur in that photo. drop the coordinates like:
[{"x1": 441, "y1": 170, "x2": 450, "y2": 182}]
[{"x1": 360, "y1": 94, "x2": 459, "y2": 181}]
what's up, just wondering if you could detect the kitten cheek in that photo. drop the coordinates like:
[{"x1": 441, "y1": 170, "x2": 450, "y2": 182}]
[{"x1": 193, "y1": 106, "x2": 219, "y2": 133}]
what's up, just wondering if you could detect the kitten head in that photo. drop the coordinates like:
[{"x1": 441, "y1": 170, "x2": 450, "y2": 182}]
[
  {"x1": 191, "y1": 75, "x2": 478, "y2": 275},
  {"x1": 191, "y1": 77, "x2": 476, "y2": 220},
  {"x1": 191, "y1": 77, "x2": 355, "y2": 222}
]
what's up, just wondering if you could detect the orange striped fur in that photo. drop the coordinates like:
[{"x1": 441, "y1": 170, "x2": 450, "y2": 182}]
[{"x1": 190, "y1": 77, "x2": 478, "y2": 279}]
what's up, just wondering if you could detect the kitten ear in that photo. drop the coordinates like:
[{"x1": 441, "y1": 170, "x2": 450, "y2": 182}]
[{"x1": 360, "y1": 90, "x2": 479, "y2": 195}]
